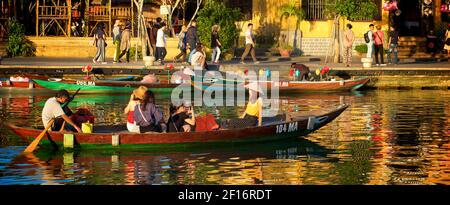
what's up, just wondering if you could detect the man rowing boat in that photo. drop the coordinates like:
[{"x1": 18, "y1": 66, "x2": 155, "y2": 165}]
[{"x1": 42, "y1": 89, "x2": 82, "y2": 133}]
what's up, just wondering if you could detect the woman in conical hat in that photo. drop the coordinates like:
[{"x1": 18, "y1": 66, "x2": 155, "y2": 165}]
[
  {"x1": 241, "y1": 81, "x2": 264, "y2": 127},
  {"x1": 124, "y1": 86, "x2": 148, "y2": 133}
]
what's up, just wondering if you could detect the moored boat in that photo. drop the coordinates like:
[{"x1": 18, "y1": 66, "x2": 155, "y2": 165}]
[
  {"x1": 8, "y1": 104, "x2": 349, "y2": 149},
  {"x1": 272, "y1": 77, "x2": 370, "y2": 92},
  {"x1": 33, "y1": 79, "x2": 179, "y2": 93}
]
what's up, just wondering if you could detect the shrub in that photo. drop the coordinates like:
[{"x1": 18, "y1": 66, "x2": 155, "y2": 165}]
[
  {"x1": 354, "y1": 44, "x2": 368, "y2": 53},
  {"x1": 6, "y1": 19, "x2": 36, "y2": 57},
  {"x1": 197, "y1": 0, "x2": 242, "y2": 54},
  {"x1": 128, "y1": 46, "x2": 143, "y2": 60}
]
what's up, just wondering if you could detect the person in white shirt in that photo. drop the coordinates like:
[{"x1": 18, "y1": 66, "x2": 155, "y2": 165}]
[
  {"x1": 42, "y1": 89, "x2": 82, "y2": 132},
  {"x1": 191, "y1": 43, "x2": 205, "y2": 70},
  {"x1": 155, "y1": 22, "x2": 167, "y2": 65},
  {"x1": 240, "y1": 23, "x2": 259, "y2": 64}
]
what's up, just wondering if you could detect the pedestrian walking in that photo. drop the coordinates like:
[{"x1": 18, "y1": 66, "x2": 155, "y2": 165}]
[
  {"x1": 211, "y1": 25, "x2": 222, "y2": 64},
  {"x1": 387, "y1": 26, "x2": 399, "y2": 65},
  {"x1": 373, "y1": 25, "x2": 385, "y2": 66},
  {"x1": 150, "y1": 17, "x2": 162, "y2": 56},
  {"x1": 343, "y1": 24, "x2": 354, "y2": 67},
  {"x1": 240, "y1": 23, "x2": 259, "y2": 64},
  {"x1": 174, "y1": 25, "x2": 188, "y2": 63},
  {"x1": 118, "y1": 22, "x2": 131, "y2": 63},
  {"x1": 92, "y1": 24, "x2": 107, "y2": 64},
  {"x1": 155, "y1": 22, "x2": 167, "y2": 65},
  {"x1": 186, "y1": 20, "x2": 200, "y2": 63},
  {"x1": 112, "y1": 20, "x2": 122, "y2": 63},
  {"x1": 191, "y1": 43, "x2": 206, "y2": 70}
]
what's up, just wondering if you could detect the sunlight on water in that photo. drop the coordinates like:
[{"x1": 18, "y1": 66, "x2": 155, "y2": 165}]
[{"x1": 0, "y1": 88, "x2": 448, "y2": 185}]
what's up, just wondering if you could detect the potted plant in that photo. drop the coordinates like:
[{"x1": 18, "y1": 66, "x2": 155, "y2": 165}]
[
  {"x1": 354, "y1": 43, "x2": 368, "y2": 58},
  {"x1": 279, "y1": 43, "x2": 293, "y2": 57},
  {"x1": 278, "y1": 0, "x2": 304, "y2": 57}
]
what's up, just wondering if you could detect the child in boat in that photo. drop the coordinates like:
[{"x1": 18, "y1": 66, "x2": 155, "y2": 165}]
[
  {"x1": 133, "y1": 90, "x2": 167, "y2": 133},
  {"x1": 124, "y1": 86, "x2": 147, "y2": 133},
  {"x1": 167, "y1": 101, "x2": 196, "y2": 132}
]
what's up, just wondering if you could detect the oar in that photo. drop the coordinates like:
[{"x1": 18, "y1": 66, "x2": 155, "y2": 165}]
[{"x1": 23, "y1": 118, "x2": 55, "y2": 153}]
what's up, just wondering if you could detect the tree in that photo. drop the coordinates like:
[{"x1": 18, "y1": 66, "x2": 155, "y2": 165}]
[
  {"x1": 278, "y1": 0, "x2": 304, "y2": 50},
  {"x1": 196, "y1": 0, "x2": 241, "y2": 53},
  {"x1": 324, "y1": 0, "x2": 378, "y2": 63}
]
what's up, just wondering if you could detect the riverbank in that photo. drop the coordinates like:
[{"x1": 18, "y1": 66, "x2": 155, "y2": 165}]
[{"x1": 0, "y1": 56, "x2": 449, "y2": 89}]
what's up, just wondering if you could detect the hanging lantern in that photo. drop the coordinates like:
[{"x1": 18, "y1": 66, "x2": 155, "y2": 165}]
[{"x1": 383, "y1": 0, "x2": 398, "y2": 11}]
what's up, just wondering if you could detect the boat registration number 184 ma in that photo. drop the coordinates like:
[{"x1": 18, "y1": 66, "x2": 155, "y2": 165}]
[
  {"x1": 76, "y1": 81, "x2": 96, "y2": 86},
  {"x1": 275, "y1": 122, "x2": 298, "y2": 134}
]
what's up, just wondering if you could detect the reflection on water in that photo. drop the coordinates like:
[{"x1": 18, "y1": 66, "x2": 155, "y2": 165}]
[{"x1": 0, "y1": 88, "x2": 449, "y2": 185}]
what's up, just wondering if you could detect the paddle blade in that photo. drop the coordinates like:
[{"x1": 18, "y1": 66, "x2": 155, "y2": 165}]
[{"x1": 23, "y1": 119, "x2": 54, "y2": 153}]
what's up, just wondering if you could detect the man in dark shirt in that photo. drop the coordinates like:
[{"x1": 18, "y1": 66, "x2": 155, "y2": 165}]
[
  {"x1": 150, "y1": 17, "x2": 162, "y2": 56},
  {"x1": 387, "y1": 26, "x2": 399, "y2": 65},
  {"x1": 186, "y1": 20, "x2": 200, "y2": 62}
]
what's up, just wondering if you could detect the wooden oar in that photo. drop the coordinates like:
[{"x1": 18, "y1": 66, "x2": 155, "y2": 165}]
[{"x1": 23, "y1": 118, "x2": 55, "y2": 153}]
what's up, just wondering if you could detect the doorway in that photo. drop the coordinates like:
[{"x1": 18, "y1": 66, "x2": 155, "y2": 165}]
[{"x1": 396, "y1": 0, "x2": 422, "y2": 36}]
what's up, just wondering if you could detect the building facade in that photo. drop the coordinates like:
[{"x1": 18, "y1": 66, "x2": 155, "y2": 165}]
[{"x1": 227, "y1": 0, "x2": 450, "y2": 56}]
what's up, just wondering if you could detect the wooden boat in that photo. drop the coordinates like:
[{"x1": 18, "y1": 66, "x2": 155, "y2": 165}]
[
  {"x1": 0, "y1": 77, "x2": 43, "y2": 88},
  {"x1": 272, "y1": 78, "x2": 370, "y2": 92},
  {"x1": 8, "y1": 104, "x2": 348, "y2": 149},
  {"x1": 33, "y1": 79, "x2": 179, "y2": 93}
]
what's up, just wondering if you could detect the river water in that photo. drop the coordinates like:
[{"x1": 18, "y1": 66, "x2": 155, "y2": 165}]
[{"x1": 0, "y1": 88, "x2": 448, "y2": 185}]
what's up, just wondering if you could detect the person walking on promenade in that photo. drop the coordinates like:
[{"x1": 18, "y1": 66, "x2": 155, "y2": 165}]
[
  {"x1": 118, "y1": 21, "x2": 131, "y2": 63},
  {"x1": 387, "y1": 26, "x2": 399, "y2": 65},
  {"x1": 240, "y1": 23, "x2": 259, "y2": 64},
  {"x1": 373, "y1": 25, "x2": 385, "y2": 66},
  {"x1": 92, "y1": 24, "x2": 107, "y2": 64},
  {"x1": 186, "y1": 20, "x2": 200, "y2": 63},
  {"x1": 211, "y1": 25, "x2": 222, "y2": 64},
  {"x1": 343, "y1": 24, "x2": 354, "y2": 67},
  {"x1": 443, "y1": 24, "x2": 450, "y2": 60},
  {"x1": 112, "y1": 20, "x2": 122, "y2": 63},
  {"x1": 150, "y1": 17, "x2": 162, "y2": 56},
  {"x1": 155, "y1": 22, "x2": 167, "y2": 65},
  {"x1": 365, "y1": 24, "x2": 375, "y2": 60},
  {"x1": 174, "y1": 25, "x2": 188, "y2": 63}
]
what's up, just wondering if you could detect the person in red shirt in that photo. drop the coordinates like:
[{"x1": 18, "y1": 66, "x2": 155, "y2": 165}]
[{"x1": 373, "y1": 25, "x2": 385, "y2": 66}]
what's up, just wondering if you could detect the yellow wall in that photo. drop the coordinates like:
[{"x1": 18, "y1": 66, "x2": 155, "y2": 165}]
[
  {"x1": 28, "y1": 37, "x2": 179, "y2": 59},
  {"x1": 250, "y1": 0, "x2": 390, "y2": 38}
]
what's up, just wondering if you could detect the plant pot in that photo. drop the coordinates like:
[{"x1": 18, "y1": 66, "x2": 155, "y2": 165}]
[
  {"x1": 356, "y1": 52, "x2": 366, "y2": 58},
  {"x1": 143, "y1": 56, "x2": 155, "y2": 68},
  {"x1": 279, "y1": 48, "x2": 292, "y2": 57}
]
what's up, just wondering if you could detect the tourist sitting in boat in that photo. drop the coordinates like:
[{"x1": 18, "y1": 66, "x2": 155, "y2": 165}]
[
  {"x1": 42, "y1": 89, "x2": 82, "y2": 133},
  {"x1": 290, "y1": 63, "x2": 310, "y2": 81},
  {"x1": 167, "y1": 101, "x2": 196, "y2": 132},
  {"x1": 133, "y1": 90, "x2": 167, "y2": 133},
  {"x1": 124, "y1": 86, "x2": 147, "y2": 133},
  {"x1": 220, "y1": 82, "x2": 264, "y2": 129}
]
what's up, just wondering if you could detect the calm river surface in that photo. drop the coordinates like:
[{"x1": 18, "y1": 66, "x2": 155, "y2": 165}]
[{"x1": 0, "y1": 88, "x2": 448, "y2": 185}]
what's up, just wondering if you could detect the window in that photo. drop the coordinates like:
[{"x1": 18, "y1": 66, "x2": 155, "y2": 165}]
[
  {"x1": 302, "y1": 0, "x2": 327, "y2": 20},
  {"x1": 225, "y1": 0, "x2": 252, "y2": 20}
]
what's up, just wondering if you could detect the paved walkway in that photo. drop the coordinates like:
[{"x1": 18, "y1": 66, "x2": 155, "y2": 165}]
[{"x1": 0, "y1": 56, "x2": 449, "y2": 71}]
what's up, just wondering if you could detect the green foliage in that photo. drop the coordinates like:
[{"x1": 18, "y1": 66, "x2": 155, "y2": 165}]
[
  {"x1": 197, "y1": 0, "x2": 242, "y2": 53},
  {"x1": 325, "y1": 0, "x2": 378, "y2": 20},
  {"x1": 129, "y1": 46, "x2": 143, "y2": 60},
  {"x1": 6, "y1": 19, "x2": 36, "y2": 57},
  {"x1": 279, "y1": 0, "x2": 305, "y2": 23},
  {"x1": 354, "y1": 43, "x2": 367, "y2": 53}
]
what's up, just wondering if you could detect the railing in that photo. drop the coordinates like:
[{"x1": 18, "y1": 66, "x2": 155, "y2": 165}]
[
  {"x1": 38, "y1": 6, "x2": 70, "y2": 18},
  {"x1": 88, "y1": 6, "x2": 110, "y2": 20},
  {"x1": 303, "y1": 0, "x2": 327, "y2": 21},
  {"x1": 111, "y1": 7, "x2": 132, "y2": 18}
]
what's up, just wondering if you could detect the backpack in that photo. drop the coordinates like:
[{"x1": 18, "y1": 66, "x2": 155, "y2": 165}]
[{"x1": 364, "y1": 31, "x2": 371, "y2": 43}]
